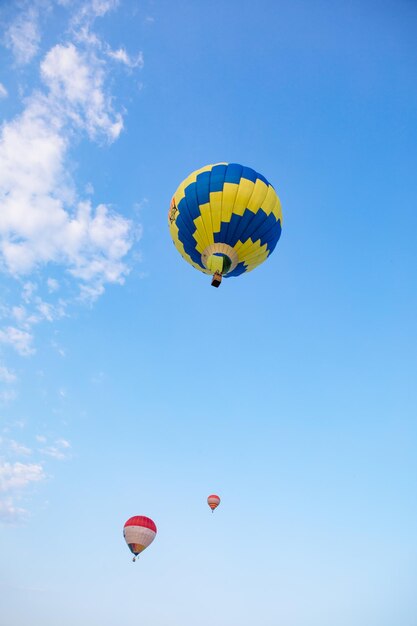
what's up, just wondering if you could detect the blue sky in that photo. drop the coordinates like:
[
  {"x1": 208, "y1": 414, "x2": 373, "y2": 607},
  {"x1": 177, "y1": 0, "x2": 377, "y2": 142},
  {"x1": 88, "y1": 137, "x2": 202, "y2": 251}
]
[{"x1": 0, "y1": 1, "x2": 416, "y2": 624}]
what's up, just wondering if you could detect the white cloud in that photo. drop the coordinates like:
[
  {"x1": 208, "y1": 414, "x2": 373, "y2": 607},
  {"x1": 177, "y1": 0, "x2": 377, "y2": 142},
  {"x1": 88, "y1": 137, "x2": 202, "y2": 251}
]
[
  {"x1": 0, "y1": 43, "x2": 134, "y2": 297},
  {"x1": 0, "y1": 365, "x2": 16, "y2": 384},
  {"x1": 22, "y1": 282, "x2": 37, "y2": 303},
  {"x1": 56, "y1": 438, "x2": 70, "y2": 448},
  {"x1": 91, "y1": 0, "x2": 119, "y2": 16},
  {"x1": 0, "y1": 457, "x2": 43, "y2": 523},
  {"x1": 41, "y1": 43, "x2": 124, "y2": 140},
  {"x1": 0, "y1": 0, "x2": 140, "y2": 517},
  {"x1": 0, "y1": 499, "x2": 27, "y2": 523},
  {"x1": 0, "y1": 361, "x2": 17, "y2": 403},
  {"x1": 10, "y1": 440, "x2": 32, "y2": 456},
  {"x1": 0, "y1": 461, "x2": 45, "y2": 492},
  {"x1": 69, "y1": 4, "x2": 144, "y2": 77},
  {"x1": 0, "y1": 327, "x2": 34, "y2": 356},
  {"x1": 70, "y1": 0, "x2": 119, "y2": 37},
  {"x1": 36, "y1": 301, "x2": 57, "y2": 322},
  {"x1": 9, "y1": 288, "x2": 65, "y2": 347},
  {"x1": 47, "y1": 278, "x2": 59, "y2": 292},
  {"x1": 0, "y1": 427, "x2": 73, "y2": 522},
  {"x1": 107, "y1": 48, "x2": 144, "y2": 69},
  {"x1": 0, "y1": 3, "x2": 145, "y2": 364},
  {"x1": 40, "y1": 438, "x2": 71, "y2": 460},
  {"x1": 11, "y1": 306, "x2": 28, "y2": 324},
  {"x1": 4, "y1": 6, "x2": 41, "y2": 66}
]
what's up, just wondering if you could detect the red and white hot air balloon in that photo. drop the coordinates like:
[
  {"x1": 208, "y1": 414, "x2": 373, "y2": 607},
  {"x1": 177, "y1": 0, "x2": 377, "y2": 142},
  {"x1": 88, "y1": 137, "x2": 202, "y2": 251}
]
[
  {"x1": 207, "y1": 494, "x2": 221, "y2": 513},
  {"x1": 123, "y1": 516, "x2": 157, "y2": 562}
]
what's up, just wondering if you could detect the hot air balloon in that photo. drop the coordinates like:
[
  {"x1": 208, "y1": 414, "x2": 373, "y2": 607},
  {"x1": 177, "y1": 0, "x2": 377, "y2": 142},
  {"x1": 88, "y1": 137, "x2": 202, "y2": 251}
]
[
  {"x1": 207, "y1": 494, "x2": 221, "y2": 512},
  {"x1": 168, "y1": 163, "x2": 283, "y2": 287},
  {"x1": 123, "y1": 516, "x2": 157, "y2": 562}
]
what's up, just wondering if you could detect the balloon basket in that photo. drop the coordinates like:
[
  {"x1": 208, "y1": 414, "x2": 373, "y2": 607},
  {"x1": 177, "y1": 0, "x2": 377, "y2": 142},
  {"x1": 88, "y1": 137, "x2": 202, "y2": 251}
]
[{"x1": 211, "y1": 272, "x2": 222, "y2": 288}]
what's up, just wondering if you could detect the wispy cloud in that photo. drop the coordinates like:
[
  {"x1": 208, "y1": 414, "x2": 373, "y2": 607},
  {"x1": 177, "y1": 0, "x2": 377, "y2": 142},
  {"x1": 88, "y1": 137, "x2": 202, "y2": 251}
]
[
  {"x1": 40, "y1": 438, "x2": 71, "y2": 460},
  {"x1": 41, "y1": 42, "x2": 124, "y2": 139},
  {"x1": 0, "y1": 499, "x2": 27, "y2": 524},
  {"x1": 47, "y1": 278, "x2": 59, "y2": 293},
  {"x1": 0, "y1": 365, "x2": 16, "y2": 384},
  {"x1": 9, "y1": 440, "x2": 32, "y2": 456},
  {"x1": 0, "y1": 461, "x2": 45, "y2": 492},
  {"x1": 92, "y1": 0, "x2": 119, "y2": 15},
  {"x1": 107, "y1": 47, "x2": 144, "y2": 69},
  {"x1": 71, "y1": 1, "x2": 144, "y2": 74},
  {"x1": 0, "y1": 327, "x2": 34, "y2": 356},
  {"x1": 68, "y1": 0, "x2": 120, "y2": 45},
  {"x1": 0, "y1": 2, "x2": 144, "y2": 369},
  {"x1": 0, "y1": 431, "x2": 72, "y2": 522},
  {"x1": 0, "y1": 460, "x2": 46, "y2": 523},
  {"x1": 0, "y1": 45, "x2": 133, "y2": 282},
  {"x1": 75, "y1": 0, "x2": 120, "y2": 22},
  {"x1": 4, "y1": 5, "x2": 42, "y2": 66},
  {"x1": 0, "y1": 363, "x2": 17, "y2": 403},
  {"x1": 0, "y1": 0, "x2": 142, "y2": 521}
]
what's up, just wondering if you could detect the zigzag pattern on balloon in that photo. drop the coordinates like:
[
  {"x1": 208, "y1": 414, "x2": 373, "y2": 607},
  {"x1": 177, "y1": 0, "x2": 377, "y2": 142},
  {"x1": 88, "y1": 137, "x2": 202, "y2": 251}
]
[{"x1": 169, "y1": 163, "x2": 282, "y2": 279}]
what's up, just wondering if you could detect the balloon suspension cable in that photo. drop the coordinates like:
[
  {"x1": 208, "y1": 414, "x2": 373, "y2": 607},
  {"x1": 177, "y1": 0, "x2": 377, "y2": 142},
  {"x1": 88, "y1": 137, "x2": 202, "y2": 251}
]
[{"x1": 211, "y1": 271, "x2": 222, "y2": 288}]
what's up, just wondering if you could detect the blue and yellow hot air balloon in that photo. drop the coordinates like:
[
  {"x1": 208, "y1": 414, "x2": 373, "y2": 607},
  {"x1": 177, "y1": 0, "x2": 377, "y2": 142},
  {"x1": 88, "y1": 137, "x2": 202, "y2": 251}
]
[{"x1": 168, "y1": 163, "x2": 283, "y2": 287}]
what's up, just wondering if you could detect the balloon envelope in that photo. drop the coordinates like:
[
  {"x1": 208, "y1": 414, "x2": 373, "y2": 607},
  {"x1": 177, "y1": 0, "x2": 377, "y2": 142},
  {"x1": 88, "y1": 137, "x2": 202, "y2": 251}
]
[
  {"x1": 207, "y1": 494, "x2": 221, "y2": 512},
  {"x1": 168, "y1": 163, "x2": 282, "y2": 283},
  {"x1": 123, "y1": 516, "x2": 157, "y2": 556}
]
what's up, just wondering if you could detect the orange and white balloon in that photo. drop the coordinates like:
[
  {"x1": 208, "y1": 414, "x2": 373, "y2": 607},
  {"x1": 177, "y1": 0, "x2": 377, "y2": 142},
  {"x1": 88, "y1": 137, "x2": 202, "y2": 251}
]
[
  {"x1": 207, "y1": 494, "x2": 221, "y2": 512},
  {"x1": 123, "y1": 516, "x2": 157, "y2": 561}
]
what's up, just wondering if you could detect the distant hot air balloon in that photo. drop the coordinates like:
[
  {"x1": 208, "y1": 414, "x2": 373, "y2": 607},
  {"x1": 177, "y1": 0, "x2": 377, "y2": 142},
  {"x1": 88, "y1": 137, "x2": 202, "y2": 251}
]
[
  {"x1": 123, "y1": 516, "x2": 157, "y2": 562},
  {"x1": 207, "y1": 494, "x2": 221, "y2": 512},
  {"x1": 168, "y1": 163, "x2": 283, "y2": 287}
]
